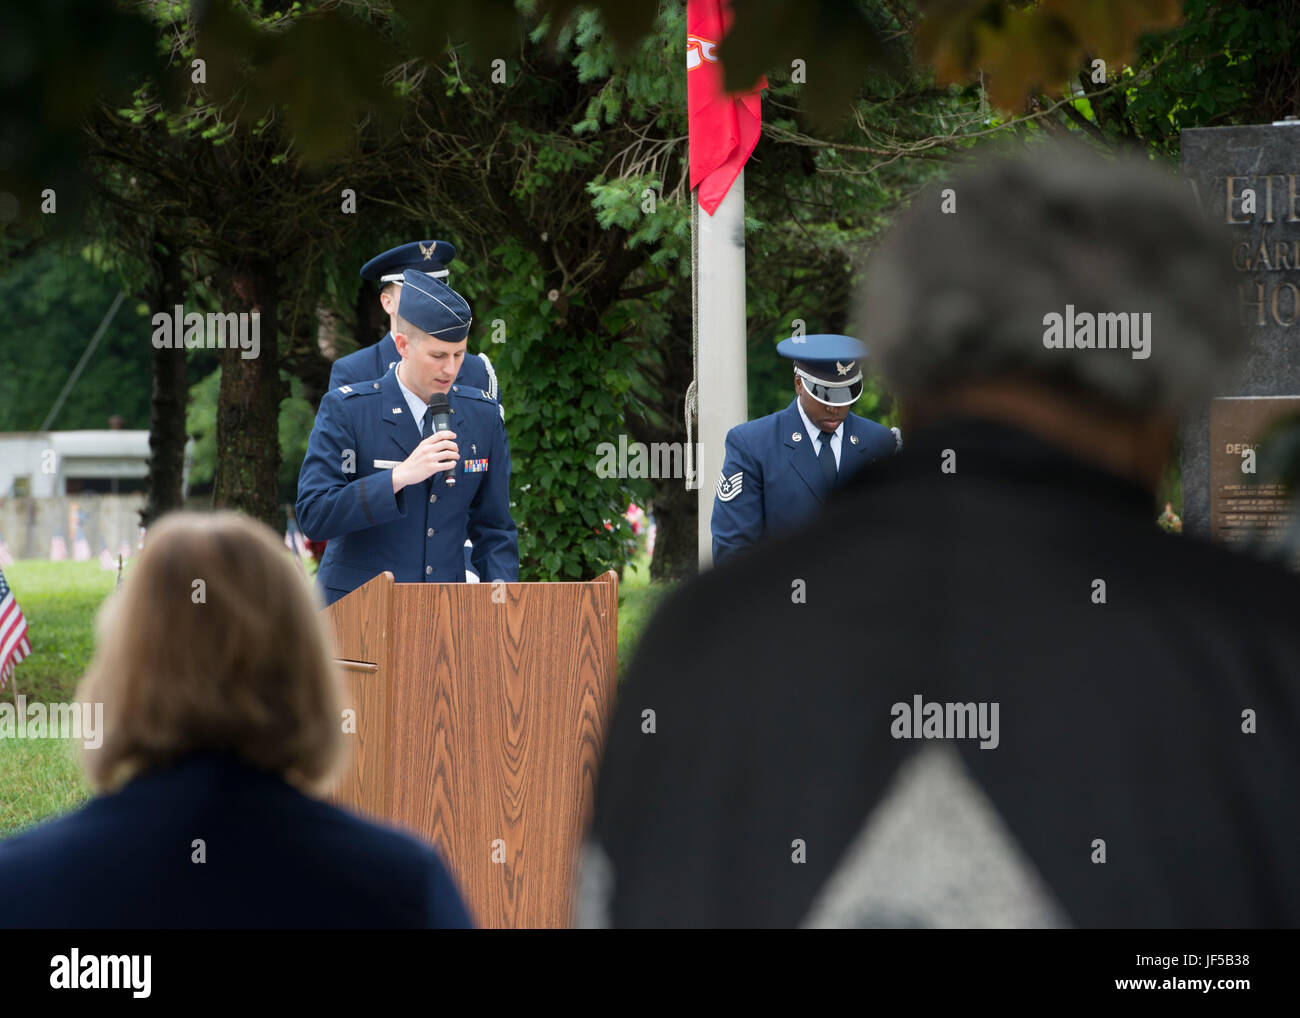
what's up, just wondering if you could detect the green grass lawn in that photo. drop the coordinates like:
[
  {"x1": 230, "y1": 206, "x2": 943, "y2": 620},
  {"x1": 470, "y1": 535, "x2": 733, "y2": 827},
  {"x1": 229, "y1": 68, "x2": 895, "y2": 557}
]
[
  {"x1": 2, "y1": 560, "x2": 123, "y2": 705},
  {"x1": 0, "y1": 553, "x2": 677, "y2": 838},
  {"x1": 617, "y1": 549, "x2": 672, "y2": 680},
  {"x1": 0, "y1": 560, "x2": 118, "y2": 836},
  {"x1": 0, "y1": 738, "x2": 90, "y2": 837}
]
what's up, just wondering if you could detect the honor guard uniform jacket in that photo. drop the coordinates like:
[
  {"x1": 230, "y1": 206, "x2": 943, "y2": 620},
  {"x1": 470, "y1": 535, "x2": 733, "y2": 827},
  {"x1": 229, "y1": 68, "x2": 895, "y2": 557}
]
[
  {"x1": 296, "y1": 271, "x2": 518, "y2": 607},
  {"x1": 711, "y1": 335, "x2": 899, "y2": 565}
]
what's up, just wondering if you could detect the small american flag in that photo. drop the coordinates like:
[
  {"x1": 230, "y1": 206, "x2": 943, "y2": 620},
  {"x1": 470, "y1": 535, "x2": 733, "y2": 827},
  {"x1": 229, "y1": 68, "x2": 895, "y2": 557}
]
[
  {"x1": 50, "y1": 535, "x2": 68, "y2": 561},
  {"x1": 118, "y1": 540, "x2": 132, "y2": 561},
  {"x1": 284, "y1": 517, "x2": 308, "y2": 578},
  {"x1": 99, "y1": 546, "x2": 116, "y2": 570},
  {"x1": 0, "y1": 568, "x2": 32, "y2": 692},
  {"x1": 0, "y1": 536, "x2": 13, "y2": 568},
  {"x1": 73, "y1": 530, "x2": 92, "y2": 562}
]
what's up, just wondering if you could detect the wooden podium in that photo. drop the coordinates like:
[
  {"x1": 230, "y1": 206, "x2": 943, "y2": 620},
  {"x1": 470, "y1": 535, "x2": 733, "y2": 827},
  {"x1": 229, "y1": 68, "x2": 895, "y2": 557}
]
[{"x1": 322, "y1": 571, "x2": 618, "y2": 928}]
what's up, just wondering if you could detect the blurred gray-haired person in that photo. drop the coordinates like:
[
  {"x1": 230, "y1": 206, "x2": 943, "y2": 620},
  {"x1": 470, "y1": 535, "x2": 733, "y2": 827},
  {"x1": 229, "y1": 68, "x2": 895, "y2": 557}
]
[{"x1": 578, "y1": 142, "x2": 1300, "y2": 928}]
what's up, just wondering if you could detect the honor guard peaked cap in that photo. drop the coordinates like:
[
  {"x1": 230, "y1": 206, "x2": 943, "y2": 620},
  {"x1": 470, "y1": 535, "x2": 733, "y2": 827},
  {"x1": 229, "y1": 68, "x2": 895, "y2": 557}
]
[
  {"x1": 361, "y1": 240, "x2": 456, "y2": 284},
  {"x1": 777, "y1": 334, "x2": 867, "y2": 407},
  {"x1": 397, "y1": 268, "x2": 472, "y2": 342}
]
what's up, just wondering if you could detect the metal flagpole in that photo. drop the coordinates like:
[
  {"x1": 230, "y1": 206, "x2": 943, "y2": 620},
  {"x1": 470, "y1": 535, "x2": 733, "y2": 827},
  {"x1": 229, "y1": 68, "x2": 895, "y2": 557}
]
[{"x1": 695, "y1": 169, "x2": 748, "y2": 570}]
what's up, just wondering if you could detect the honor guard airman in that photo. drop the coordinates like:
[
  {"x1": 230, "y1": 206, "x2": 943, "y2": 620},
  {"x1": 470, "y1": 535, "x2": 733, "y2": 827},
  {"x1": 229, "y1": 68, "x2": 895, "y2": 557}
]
[
  {"x1": 297, "y1": 270, "x2": 518, "y2": 606},
  {"x1": 710, "y1": 334, "x2": 901, "y2": 565},
  {"x1": 330, "y1": 240, "x2": 503, "y2": 417}
]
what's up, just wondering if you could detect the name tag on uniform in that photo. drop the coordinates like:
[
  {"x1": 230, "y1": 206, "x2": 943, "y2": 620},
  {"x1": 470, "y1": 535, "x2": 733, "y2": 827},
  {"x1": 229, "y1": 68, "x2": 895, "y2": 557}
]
[
  {"x1": 464, "y1": 458, "x2": 489, "y2": 472},
  {"x1": 373, "y1": 459, "x2": 401, "y2": 469}
]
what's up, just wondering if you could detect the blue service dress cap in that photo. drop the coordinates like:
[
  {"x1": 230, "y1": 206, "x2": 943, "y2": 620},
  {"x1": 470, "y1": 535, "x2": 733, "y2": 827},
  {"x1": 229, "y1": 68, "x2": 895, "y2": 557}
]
[
  {"x1": 396, "y1": 268, "x2": 472, "y2": 342},
  {"x1": 360, "y1": 240, "x2": 457, "y2": 283},
  {"x1": 776, "y1": 334, "x2": 867, "y2": 407}
]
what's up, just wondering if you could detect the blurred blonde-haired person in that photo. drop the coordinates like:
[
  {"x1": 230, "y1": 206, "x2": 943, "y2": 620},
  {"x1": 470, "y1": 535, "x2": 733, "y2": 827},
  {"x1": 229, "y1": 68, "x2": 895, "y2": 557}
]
[{"x1": 0, "y1": 511, "x2": 472, "y2": 929}]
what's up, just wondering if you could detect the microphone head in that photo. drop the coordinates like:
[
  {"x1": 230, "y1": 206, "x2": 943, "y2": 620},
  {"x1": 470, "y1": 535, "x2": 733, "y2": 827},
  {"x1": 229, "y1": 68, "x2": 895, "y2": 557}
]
[
  {"x1": 426, "y1": 391, "x2": 456, "y2": 484},
  {"x1": 428, "y1": 391, "x2": 453, "y2": 434}
]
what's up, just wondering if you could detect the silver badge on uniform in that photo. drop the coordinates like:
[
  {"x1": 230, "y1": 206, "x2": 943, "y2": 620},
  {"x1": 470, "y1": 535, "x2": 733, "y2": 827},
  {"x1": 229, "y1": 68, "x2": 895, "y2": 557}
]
[{"x1": 716, "y1": 470, "x2": 743, "y2": 502}]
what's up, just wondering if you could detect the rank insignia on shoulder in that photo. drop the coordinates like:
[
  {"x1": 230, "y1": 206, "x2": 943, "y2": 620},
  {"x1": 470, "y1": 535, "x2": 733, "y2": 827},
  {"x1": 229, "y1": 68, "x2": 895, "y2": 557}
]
[
  {"x1": 338, "y1": 385, "x2": 353, "y2": 393},
  {"x1": 716, "y1": 470, "x2": 743, "y2": 502},
  {"x1": 464, "y1": 458, "x2": 489, "y2": 472}
]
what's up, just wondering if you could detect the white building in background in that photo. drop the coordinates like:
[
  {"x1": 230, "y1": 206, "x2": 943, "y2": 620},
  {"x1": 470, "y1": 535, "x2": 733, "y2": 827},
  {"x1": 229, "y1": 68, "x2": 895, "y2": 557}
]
[
  {"x1": 0, "y1": 431, "x2": 195, "y2": 560},
  {"x1": 0, "y1": 431, "x2": 191, "y2": 497}
]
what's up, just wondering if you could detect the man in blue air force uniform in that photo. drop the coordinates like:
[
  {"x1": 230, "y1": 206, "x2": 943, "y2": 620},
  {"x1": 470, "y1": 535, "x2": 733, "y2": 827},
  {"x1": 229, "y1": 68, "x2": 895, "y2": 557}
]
[
  {"x1": 329, "y1": 240, "x2": 502, "y2": 579},
  {"x1": 297, "y1": 270, "x2": 518, "y2": 607},
  {"x1": 329, "y1": 240, "x2": 502, "y2": 414},
  {"x1": 711, "y1": 334, "x2": 900, "y2": 565}
]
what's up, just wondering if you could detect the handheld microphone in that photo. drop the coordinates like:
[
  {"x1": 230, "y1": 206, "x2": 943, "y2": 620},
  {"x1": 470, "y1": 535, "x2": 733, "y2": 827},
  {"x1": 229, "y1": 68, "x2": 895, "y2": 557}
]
[{"x1": 428, "y1": 392, "x2": 456, "y2": 488}]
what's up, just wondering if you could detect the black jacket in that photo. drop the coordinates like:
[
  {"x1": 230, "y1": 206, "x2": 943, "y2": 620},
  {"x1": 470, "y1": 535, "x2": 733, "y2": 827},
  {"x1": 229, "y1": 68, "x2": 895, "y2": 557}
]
[{"x1": 585, "y1": 418, "x2": 1300, "y2": 927}]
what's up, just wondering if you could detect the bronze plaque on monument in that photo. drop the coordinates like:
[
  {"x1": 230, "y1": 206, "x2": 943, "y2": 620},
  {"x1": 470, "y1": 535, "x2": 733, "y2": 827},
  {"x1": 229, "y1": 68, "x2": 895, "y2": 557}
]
[
  {"x1": 1181, "y1": 125, "x2": 1300, "y2": 540},
  {"x1": 1209, "y1": 395, "x2": 1300, "y2": 549}
]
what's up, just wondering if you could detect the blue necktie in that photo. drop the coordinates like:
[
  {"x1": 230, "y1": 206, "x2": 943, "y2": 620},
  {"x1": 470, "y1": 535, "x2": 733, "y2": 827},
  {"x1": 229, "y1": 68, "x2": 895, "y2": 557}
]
[{"x1": 818, "y1": 430, "x2": 836, "y2": 485}]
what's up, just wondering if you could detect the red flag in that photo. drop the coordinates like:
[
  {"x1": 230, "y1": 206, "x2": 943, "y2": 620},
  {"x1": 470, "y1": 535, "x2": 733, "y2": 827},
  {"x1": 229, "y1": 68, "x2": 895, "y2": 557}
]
[{"x1": 688, "y1": 0, "x2": 766, "y2": 216}]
